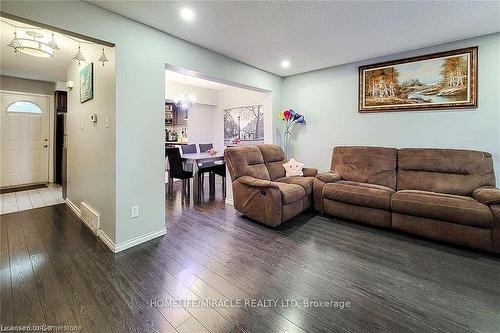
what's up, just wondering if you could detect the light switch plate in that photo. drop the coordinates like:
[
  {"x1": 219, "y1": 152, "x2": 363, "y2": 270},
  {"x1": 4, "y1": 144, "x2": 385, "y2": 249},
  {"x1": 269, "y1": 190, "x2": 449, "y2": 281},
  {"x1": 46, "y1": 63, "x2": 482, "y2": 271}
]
[{"x1": 131, "y1": 205, "x2": 139, "y2": 218}]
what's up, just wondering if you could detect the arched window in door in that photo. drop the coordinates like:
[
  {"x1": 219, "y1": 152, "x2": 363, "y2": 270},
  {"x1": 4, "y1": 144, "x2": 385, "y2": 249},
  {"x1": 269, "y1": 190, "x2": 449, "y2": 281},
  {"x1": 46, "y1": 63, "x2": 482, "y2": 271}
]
[{"x1": 6, "y1": 101, "x2": 43, "y2": 114}]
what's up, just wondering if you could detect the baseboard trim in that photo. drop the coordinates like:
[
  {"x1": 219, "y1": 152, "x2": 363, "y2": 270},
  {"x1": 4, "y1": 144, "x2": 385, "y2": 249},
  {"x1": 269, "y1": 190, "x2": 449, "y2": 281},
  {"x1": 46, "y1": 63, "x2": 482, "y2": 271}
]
[
  {"x1": 225, "y1": 197, "x2": 234, "y2": 206},
  {"x1": 66, "y1": 198, "x2": 101, "y2": 235},
  {"x1": 66, "y1": 198, "x2": 167, "y2": 253},
  {"x1": 65, "y1": 198, "x2": 81, "y2": 217},
  {"x1": 98, "y1": 228, "x2": 167, "y2": 253},
  {"x1": 97, "y1": 230, "x2": 116, "y2": 252}
]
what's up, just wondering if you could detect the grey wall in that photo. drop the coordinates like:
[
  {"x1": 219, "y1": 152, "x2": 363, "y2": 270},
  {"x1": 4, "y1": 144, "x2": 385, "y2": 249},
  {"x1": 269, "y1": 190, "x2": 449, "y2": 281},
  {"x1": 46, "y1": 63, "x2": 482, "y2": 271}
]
[
  {"x1": 1, "y1": 1, "x2": 282, "y2": 246},
  {"x1": 66, "y1": 45, "x2": 116, "y2": 241},
  {"x1": 0, "y1": 75, "x2": 55, "y2": 95},
  {"x1": 282, "y1": 33, "x2": 500, "y2": 181}
]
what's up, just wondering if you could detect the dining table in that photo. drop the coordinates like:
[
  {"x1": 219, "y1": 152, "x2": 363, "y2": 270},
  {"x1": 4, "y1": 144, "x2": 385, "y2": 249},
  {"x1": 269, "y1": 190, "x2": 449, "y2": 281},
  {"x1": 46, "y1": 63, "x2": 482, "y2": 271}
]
[{"x1": 181, "y1": 152, "x2": 225, "y2": 203}]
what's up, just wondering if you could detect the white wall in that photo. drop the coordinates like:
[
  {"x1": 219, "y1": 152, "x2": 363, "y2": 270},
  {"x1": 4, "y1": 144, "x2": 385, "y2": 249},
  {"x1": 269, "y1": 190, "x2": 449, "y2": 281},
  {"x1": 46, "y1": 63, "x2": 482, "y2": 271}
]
[
  {"x1": 2, "y1": 0, "x2": 281, "y2": 247},
  {"x1": 187, "y1": 104, "x2": 217, "y2": 146},
  {"x1": 66, "y1": 46, "x2": 116, "y2": 240},
  {"x1": 215, "y1": 87, "x2": 272, "y2": 151},
  {"x1": 215, "y1": 87, "x2": 272, "y2": 200},
  {"x1": 165, "y1": 81, "x2": 217, "y2": 106},
  {"x1": 166, "y1": 81, "x2": 218, "y2": 146},
  {"x1": 282, "y1": 33, "x2": 500, "y2": 181},
  {"x1": 0, "y1": 75, "x2": 55, "y2": 95}
]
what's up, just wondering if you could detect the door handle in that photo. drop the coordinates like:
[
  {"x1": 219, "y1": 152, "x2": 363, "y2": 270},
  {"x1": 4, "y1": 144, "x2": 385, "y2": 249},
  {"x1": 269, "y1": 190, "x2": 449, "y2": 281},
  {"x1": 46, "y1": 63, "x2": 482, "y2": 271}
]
[
  {"x1": 43, "y1": 138, "x2": 48, "y2": 142},
  {"x1": 43, "y1": 144, "x2": 48, "y2": 148}
]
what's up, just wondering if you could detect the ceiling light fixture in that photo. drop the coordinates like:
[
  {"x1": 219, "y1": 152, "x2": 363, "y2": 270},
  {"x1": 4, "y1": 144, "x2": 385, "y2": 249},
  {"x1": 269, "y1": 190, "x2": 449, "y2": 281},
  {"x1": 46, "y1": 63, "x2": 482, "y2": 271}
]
[
  {"x1": 48, "y1": 33, "x2": 59, "y2": 50},
  {"x1": 173, "y1": 75, "x2": 197, "y2": 110},
  {"x1": 6, "y1": 31, "x2": 21, "y2": 52},
  {"x1": 99, "y1": 48, "x2": 108, "y2": 67},
  {"x1": 281, "y1": 60, "x2": 290, "y2": 68},
  {"x1": 174, "y1": 90, "x2": 197, "y2": 110},
  {"x1": 73, "y1": 45, "x2": 86, "y2": 65},
  {"x1": 180, "y1": 8, "x2": 195, "y2": 21},
  {"x1": 7, "y1": 30, "x2": 55, "y2": 57},
  {"x1": 2, "y1": 19, "x2": 112, "y2": 68}
]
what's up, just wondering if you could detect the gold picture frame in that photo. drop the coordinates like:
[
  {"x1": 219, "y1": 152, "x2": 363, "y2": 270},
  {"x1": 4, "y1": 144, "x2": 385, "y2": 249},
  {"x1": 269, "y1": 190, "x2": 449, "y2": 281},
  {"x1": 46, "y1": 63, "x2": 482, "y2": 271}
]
[{"x1": 359, "y1": 47, "x2": 478, "y2": 113}]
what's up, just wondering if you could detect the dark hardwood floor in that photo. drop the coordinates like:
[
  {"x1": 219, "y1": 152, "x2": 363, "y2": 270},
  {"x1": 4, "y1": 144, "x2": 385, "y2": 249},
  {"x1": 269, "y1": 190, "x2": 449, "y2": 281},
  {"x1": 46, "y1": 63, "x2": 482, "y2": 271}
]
[{"x1": 1, "y1": 178, "x2": 500, "y2": 332}]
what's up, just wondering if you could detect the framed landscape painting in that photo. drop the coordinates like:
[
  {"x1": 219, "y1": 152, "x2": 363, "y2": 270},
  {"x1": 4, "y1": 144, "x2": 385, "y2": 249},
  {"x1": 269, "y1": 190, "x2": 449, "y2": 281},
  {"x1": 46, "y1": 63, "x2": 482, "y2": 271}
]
[{"x1": 359, "y1": 47, "x2": 477, "y2": 112}]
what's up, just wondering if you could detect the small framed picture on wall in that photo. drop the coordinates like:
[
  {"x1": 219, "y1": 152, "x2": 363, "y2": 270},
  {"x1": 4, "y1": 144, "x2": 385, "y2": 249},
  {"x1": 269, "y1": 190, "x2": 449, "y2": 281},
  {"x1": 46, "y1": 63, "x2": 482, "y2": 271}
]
[{"x1": 80, "y1": 62, "x2": 94, "y2": 103}]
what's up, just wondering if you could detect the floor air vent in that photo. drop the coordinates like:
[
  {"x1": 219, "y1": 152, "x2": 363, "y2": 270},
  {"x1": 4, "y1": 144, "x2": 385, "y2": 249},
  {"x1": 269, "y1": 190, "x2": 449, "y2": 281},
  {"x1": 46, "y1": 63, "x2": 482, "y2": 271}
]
[{"x1": 80, "y1": 202, "x2": 100, "y2": 233}]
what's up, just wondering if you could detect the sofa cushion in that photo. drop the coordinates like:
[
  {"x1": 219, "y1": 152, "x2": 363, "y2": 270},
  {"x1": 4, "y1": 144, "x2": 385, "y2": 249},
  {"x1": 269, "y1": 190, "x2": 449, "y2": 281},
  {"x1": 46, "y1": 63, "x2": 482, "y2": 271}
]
[
  {"x1": 224, "y1": 146, "x2": 270, "y2": 180},
  {"x1": 322, "y1": 180, "x2": 394, "y2": 210},
  {"x1": 391, "y1": 190, "x2": 493, "y2": 228},
  {"x1": 274, "y1": 182, "x2": 306, "y2": 204},
  {"x1": 331, "y1": 146, "x2": 398, "y2": 190},
  {"x1": 276, "y1": 176, "x2": 315, "y2": 195},
  {"x1": 258, "y1": 144, "x2": 287, "y2": 180},
  {"x1": 397, "y1": 148, "x2": 495, "y2": 196}
]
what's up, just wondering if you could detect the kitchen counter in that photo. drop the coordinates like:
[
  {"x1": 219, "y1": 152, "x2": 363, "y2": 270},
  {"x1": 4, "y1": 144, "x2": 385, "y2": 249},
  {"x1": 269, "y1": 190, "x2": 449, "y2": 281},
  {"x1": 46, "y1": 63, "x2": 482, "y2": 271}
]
[{"x1": 165, "y1": 141, "x2": 189, "y2": 145}]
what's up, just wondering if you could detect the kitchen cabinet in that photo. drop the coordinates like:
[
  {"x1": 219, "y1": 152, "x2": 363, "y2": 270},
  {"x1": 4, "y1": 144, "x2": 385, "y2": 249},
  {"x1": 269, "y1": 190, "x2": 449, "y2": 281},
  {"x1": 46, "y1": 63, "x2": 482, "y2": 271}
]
[
  {"x1": 166, "y1": 102, "x2": 188, "y2": 126},
  {"x1": 174, "y1": 106, "x2": 188, "y2": 125},
  {"x1": 165, "y1": 102, "x2": 189, "y2": 143}
]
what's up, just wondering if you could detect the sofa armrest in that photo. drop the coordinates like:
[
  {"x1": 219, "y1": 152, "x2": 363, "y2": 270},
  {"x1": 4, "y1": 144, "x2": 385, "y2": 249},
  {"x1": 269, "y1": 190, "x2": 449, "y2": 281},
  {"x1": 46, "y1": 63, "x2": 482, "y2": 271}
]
[
  {"x1": 313, "y1": 171, "x2": 342, "y2": 212},
  {"x1": 473, "y1": 186, "x2": 500, "y2": 205},
  {"x1": 232, "y1": 178, "x2": 283, "y2": 227},
  {"x1": 489, "y1": 204, "x2": 500, "y2": 254},
  {"x1": 238, "y1": 176, "x2": 278, "y2": 188},
  {"x1": 315, "y1": 171, "x2": 341, "y2": 183},
  {"x1": 302, "y1": 167, "x2": 318, "y2": 177}
]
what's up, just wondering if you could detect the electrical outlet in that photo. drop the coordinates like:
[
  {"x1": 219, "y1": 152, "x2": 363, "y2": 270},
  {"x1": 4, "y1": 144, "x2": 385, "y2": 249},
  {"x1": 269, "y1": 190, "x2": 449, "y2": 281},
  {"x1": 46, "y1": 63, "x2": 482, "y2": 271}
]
[{"x1": 131, "y1": 205, "x2": 139, "y2": 218}]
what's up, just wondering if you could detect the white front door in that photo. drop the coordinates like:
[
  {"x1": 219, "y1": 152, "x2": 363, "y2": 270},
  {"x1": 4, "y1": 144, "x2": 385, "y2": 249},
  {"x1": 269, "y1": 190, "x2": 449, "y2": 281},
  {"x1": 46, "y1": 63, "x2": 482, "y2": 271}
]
[{"x1": 0, "y1": 92, "x2": 50, "y2": 187}]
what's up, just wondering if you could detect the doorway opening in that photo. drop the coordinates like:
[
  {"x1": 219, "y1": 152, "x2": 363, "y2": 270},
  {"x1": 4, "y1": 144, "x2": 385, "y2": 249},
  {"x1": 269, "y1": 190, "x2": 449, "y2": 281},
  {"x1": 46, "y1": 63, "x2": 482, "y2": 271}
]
[
  {"x1": 0, "y1": 15, "x2": 115, "y2": 215},
  {"x1": 164, "y1": 65, "x2": 273, "y2": 207}
]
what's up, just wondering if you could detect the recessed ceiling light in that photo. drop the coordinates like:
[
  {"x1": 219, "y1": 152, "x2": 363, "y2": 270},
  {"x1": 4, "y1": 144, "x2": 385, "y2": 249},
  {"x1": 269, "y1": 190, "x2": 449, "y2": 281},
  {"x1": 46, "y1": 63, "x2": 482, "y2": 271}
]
[
  {"x1": 281, "y1": 60, "x2": 290, "y2": 68},
  {"x1": 180, "y1": 8, "x2": 195, "y2": 21}
]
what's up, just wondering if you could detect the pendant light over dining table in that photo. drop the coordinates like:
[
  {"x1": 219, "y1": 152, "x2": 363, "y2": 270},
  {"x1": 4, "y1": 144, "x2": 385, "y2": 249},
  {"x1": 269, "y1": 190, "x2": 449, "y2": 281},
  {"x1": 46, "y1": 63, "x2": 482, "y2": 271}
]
[{"x1": 173, "y1": 75, "x2": 197, "y2": 110}]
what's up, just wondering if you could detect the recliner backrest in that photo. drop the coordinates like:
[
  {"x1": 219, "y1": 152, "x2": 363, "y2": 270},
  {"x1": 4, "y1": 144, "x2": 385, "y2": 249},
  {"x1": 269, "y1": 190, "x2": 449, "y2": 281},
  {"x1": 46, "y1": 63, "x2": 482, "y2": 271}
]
[
  {"x1": 331, "y1": 146, "x2": 398, "y2": 190},
  {"x1": 224, "y1": 145, "x2": 270, "y2": 181},
  {"x1": 258, "y1": 144, "x2": 288, "y2": 181},
  {"x1": 397, "y1": 148, "x2": 495, "y2": 195}
]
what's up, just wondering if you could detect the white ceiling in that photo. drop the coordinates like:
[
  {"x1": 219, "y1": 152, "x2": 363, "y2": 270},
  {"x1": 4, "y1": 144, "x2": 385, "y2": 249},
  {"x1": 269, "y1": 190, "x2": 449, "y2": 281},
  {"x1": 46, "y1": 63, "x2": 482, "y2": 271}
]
[
  {"x1": 0, "y1": 18, "x2": 103, "y2": 82},
  {"x1": 90, "y1": 1, "x2": 500, "y2": 76},
  {"x1": 165, "y1": 69, "x2": 230, "y2": 90}
]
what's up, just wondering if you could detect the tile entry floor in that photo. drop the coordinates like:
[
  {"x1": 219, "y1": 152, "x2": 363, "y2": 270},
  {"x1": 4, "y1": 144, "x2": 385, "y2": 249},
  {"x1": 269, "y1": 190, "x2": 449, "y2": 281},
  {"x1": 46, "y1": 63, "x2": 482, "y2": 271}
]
[{"x1": 0, "y1": 183, "x2": 65, "y2": 215}]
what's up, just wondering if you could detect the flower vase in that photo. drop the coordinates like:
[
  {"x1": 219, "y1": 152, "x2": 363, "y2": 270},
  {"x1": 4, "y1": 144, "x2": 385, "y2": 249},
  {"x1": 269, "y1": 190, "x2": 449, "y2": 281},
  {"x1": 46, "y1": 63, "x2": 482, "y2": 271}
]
[{"x1": 283, "y1": 129, "x2": 292, "y2": 159}]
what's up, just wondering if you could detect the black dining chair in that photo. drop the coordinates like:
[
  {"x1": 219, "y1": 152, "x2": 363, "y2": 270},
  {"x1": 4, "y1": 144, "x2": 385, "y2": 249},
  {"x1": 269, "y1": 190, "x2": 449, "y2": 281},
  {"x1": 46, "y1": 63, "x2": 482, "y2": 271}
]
[
  {"x1": 165, "y1": 146, "x2": 195, "y2": 196},
  {"x1": 197, "y1": 144, "x2": 226, "y2": 197},
  {"x1": 180, "y1": 144, "x2": 197, "y2": 154},
  {"x1": 199, "y1": 143, "x2": 213, "y2": 153},
  {"x1": 208, "y1": 162, "x2": 227, "y2": 198}
]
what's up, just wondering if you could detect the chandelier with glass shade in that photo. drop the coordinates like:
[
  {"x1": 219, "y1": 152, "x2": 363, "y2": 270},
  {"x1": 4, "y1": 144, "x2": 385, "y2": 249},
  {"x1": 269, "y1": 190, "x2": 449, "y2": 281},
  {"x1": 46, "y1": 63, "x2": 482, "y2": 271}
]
[
  {"x1": 3, "y1": 18, "x2": 110, "y2": 67},
  {"x1": 173, "y1": 90, "x2": 197, "y2": 110},
  {"x1": 8, "y1": 30, "x2": 58, "y2": 57}
]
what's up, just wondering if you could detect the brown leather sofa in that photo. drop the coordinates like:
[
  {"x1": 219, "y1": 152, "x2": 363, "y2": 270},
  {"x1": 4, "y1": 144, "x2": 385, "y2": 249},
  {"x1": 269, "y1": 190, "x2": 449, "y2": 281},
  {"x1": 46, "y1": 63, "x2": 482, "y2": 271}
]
[
  {"x1": 314, "y1": 146, "x2": 500, "y2": 254},
  {"x1": 224, "y1": 144, "x2": 318, "y2": 227}
]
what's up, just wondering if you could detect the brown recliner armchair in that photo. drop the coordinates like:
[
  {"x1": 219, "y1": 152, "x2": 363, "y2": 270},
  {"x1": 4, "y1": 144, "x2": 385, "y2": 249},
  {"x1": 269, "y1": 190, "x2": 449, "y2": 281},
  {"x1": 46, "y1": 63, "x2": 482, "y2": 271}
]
[{"x1": 224, "y1": 144, "x2": 317, "y2": 227}]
